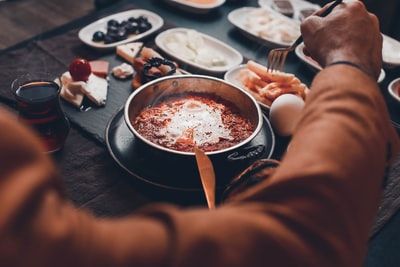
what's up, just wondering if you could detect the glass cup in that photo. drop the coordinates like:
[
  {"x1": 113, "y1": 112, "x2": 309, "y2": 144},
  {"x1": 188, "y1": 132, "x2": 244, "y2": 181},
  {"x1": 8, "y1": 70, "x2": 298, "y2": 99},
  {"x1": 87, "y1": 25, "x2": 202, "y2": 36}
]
[{"x1": 11, "y1": 72, "x2": 70, "y2": 153}]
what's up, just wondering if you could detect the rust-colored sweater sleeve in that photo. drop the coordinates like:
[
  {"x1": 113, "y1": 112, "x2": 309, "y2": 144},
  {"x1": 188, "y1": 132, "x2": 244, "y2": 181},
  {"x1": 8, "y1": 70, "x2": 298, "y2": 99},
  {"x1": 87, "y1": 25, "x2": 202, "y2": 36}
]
[{"x1": 0, "y1": 65, "x2": 399, "y2": 267}]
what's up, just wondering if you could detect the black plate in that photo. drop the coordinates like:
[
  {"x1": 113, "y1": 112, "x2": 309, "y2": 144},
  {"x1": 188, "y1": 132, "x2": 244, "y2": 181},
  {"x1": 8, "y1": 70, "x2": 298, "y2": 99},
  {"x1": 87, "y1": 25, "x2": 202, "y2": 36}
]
[{"x1": 105, "y1": 107, "x2": 275, "y2": 191}]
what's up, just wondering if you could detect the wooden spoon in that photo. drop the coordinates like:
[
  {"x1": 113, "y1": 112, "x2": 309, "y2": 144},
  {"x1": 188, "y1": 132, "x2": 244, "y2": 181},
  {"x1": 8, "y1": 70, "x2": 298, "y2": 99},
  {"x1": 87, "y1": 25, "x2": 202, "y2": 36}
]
[{"x1": 194, "y1": 147, "x2": 216, "y2": 210}]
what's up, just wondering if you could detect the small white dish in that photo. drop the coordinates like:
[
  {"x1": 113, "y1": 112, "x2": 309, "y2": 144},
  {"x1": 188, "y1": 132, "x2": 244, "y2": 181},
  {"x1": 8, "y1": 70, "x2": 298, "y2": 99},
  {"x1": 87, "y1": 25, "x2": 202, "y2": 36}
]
[
  {"x1": 258, "y1": 0, "x2": 320, "y2": 21},
  {"x1": 78, "y1": 9, "x2": 164, "y2": 50},
  {"x1": 162, "y1": 0, "x2": 225, "y2": 13},
  {"x1": 382, "y1": 34, "x2": 400, "y2": 69},
  {"x1": 295, "y1": 42, "x2": 386, "y2": 83},
  {"x1": 388, "y1": 78, "x2": 400, "y2": 105},
  {"x1": 155, "y1": 27, "x2": 243, "y2": 74},
  {"x1": 228, "y1": 6, "x2": 300, "y2": 48},
  {"x1": 295, "y1": 42, "x2": 321, "y2": 72},
  {"x1": 224, "y1": 64, "x2": 271, "y2": 110}
]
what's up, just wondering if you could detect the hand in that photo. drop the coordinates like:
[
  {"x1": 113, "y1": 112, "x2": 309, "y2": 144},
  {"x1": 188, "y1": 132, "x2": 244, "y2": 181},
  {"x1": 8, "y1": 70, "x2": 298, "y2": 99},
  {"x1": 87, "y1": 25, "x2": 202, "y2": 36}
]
[{"x1": 301, "y1": 0, "x2": 382, "y2": 79}]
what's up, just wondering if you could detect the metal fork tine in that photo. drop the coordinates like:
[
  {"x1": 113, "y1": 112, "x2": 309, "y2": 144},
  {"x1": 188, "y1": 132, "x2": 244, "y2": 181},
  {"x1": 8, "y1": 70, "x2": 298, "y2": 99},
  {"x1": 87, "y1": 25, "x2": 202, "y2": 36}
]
[
  {"x1": 267, "y1": 51, "x2": 274, "y2": 71},
  {"x1": 272, "y1": 52, "x2": 280, "y2": 72},
  {"x1": 267, "y1": 50, "x2": 279, "y2": 72},
  {"x1": 278, "y1": 51, "x2": 289, "y2": 72}
]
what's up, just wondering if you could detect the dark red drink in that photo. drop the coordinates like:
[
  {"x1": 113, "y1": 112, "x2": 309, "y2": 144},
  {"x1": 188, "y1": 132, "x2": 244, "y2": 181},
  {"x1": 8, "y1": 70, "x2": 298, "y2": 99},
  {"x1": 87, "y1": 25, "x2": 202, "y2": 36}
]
[{"x1": 12, "y1": 75, "x2": 70, "y2": 153}]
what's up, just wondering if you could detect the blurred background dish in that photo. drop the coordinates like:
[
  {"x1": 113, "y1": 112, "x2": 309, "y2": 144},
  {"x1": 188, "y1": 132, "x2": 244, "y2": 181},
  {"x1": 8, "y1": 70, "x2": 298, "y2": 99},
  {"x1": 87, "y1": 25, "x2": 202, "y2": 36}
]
[
  {"x1": 228, "y1": 6, "x2": 300, "y2": 48},
  {"x1": 155, "y1": 27, "x2": 243, "y2": 74},
  {"x1": 258, "y1": 0, "x2": 320, "y2": 21}
]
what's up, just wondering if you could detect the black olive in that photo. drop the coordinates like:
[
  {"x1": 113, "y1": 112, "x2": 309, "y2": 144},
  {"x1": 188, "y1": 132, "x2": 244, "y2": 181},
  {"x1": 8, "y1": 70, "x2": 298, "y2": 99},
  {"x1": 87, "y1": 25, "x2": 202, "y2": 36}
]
[
  {"x1": 124, "y1": 23, "x2": 138, "y2": 34},
  {"x1": 116, "y1": 27, "x2": 128, "y2": 41},
  {"x1": 137, "y1": 15, "x2": 148, "y2": 23},
  {"x1": 107, "y1": 25, "x2": 119, "y2": 34},
  {"x1": 138, "y1": 21, "x2": 151, "y2": 33},
  {"x1": 104, "y1": 34, "x2": 117, "y2": 44},
  {"x1": 128, "y1": 16, "x2": 138, "y2": 23},
  {"x1": 92, "y1": 31, "x2": 105, "y2": 42},
  {"x1": 94, "y1": 16, "x2": 151, "y2": 44},
  {"x1": 107, "y1": 19, "x2": 119, "y2": 27},
  {"x1": 119, "y1": 20, "x2": 129, "y2": 27}
]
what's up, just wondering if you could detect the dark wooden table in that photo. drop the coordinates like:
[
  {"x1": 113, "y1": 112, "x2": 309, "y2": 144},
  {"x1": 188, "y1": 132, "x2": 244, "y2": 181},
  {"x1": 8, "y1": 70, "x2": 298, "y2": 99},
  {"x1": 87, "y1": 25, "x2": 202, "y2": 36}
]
[{"x1": 0, "y1": 0, "x2": 399, "y2": 266}]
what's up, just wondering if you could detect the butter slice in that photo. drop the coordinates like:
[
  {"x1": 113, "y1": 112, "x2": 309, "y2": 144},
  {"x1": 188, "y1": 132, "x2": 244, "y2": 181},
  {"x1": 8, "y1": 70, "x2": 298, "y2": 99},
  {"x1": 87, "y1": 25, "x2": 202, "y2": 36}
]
[{"x1": 116, "y1": 42, "x2": 143, "y2": 64}]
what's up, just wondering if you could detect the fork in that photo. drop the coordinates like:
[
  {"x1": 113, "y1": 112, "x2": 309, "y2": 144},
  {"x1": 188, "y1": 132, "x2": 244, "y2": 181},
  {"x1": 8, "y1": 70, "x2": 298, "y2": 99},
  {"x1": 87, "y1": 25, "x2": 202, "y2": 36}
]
[{"x1": 266, "y1": 0, "x2": 343, "y2": 72}]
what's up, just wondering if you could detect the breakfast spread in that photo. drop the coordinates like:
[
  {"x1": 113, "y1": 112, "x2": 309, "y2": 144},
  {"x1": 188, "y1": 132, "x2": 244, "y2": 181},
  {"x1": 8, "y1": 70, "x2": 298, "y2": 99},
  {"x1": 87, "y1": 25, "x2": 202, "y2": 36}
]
[
  {"x1": 60, "y1": 58, "x2": 109, "y2": 108},
  {"x1": 132, "y1": 92, "x2": 254, "y2": 152},
  {"x1": 237, "y1": 60, "x2": 308, "y2": 106}
]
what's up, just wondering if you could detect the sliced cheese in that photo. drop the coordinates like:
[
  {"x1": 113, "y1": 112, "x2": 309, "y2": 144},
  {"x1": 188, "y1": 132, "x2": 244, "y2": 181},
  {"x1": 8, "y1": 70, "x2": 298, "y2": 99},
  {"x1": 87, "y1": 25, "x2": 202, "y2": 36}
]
[
  {"x1": 60, "y1": 72, "x2": 108, "y2": 107},
  {"x1": 116, "y1": 42, "x2": 143, "y2": 64},
  {"x1": 80, "y1": 74, "x2": 108, "y2": 106},
  {"x1": 60, "y1": 72, "x2": 85, "y2": 108}
]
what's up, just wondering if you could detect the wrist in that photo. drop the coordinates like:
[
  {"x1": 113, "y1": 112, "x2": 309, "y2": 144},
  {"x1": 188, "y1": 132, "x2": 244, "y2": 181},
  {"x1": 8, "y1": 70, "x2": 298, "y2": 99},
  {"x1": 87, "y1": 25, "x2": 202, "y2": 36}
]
[
  {"x1": 323, "y1": 50, "x2": 381, "y2": 80},
  {"x1": 325, "y1": 61, "x2": 377, "y2": 80}
]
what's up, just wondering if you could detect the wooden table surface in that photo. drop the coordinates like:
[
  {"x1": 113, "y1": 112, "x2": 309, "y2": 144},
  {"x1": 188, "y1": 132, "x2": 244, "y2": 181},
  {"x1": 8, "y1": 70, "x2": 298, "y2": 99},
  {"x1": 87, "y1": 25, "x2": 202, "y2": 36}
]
[{"x1": 0, "y1": 0, "x2": 95, "y2": 50}]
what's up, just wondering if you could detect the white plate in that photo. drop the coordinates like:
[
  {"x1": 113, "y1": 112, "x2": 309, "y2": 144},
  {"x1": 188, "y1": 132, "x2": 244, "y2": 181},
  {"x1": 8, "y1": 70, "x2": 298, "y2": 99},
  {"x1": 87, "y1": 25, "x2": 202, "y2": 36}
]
[
  {"x1": 294, "y1": 42, "x2": 321, "y2": 72},
  {"x1": 162, "y1": 0, "x2": 225, "y2": 13},
  {"x1": 228, "y1": 6, "x2": 300, "y2": 48},
  {"x1": 382, "y1": 34, "x2": 400, "y2": 69},
  {"x1": 155, "y1": 27, "x2": 243, "y2": 74},
  {"x1": 78, "y1": 9, "x2": 164, "y2": 50},
  {"x1": 295, "y1": 42, "x2": 386, "y2": 83},
  {"x1": 224, "y1": 64, "x2": 271, "y2": 110},
  {"x1": 258, "y1": 0, "x2": 320, "y2": 21}
]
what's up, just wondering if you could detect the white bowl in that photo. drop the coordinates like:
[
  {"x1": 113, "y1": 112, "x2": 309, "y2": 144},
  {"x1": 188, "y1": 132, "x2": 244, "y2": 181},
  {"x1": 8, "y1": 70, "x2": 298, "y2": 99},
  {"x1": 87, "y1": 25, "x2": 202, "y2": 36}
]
[{"x1": 388, "y1": 78, "x2": 400, "y2": 104}]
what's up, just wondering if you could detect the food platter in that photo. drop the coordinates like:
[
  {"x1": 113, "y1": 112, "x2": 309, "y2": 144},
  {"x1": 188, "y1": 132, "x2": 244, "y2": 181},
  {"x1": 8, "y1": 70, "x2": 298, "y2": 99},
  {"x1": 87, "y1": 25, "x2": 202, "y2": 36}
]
[
  {"x1": 105, "y1": 107, "x2": 275, "y2": 191},
  {"x1": 78, "y1": 9, "x2": 164, "y2": 50},
  {"x1": 224, "y1": 64, "x2": 271, "y2": 111},
  {"x1": 162, "y1": 0, "x2": 226, "y2": 13},
  {"x1": 295, "y1": 42, "x2": 386, "y2": 83},
  {"x1": 228, "y1": 6, "x2": 300, "y2": 48},
  {"x1": 382, "y1": 34, "x2": 400, "y2": 69},
  {"x1": 155, "y1": 27, "x2": 243, "y2": 74},
  {"x1": 258, "y1": 0, "x2": 320, "y2": 21}
]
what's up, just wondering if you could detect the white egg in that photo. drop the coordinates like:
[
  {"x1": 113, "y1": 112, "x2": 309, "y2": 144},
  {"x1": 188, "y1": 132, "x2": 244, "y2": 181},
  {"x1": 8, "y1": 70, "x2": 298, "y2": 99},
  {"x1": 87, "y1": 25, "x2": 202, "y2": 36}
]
[{"x1": 269, "y1": 94, "x2": 305, "y2": 136}]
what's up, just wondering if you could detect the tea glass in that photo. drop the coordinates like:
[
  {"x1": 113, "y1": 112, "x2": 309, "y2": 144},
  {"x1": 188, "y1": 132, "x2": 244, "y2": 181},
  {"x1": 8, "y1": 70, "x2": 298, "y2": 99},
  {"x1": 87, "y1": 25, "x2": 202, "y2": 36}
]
[{"x1": 11, "y1": 72, "x2": 70, "y2": 153}]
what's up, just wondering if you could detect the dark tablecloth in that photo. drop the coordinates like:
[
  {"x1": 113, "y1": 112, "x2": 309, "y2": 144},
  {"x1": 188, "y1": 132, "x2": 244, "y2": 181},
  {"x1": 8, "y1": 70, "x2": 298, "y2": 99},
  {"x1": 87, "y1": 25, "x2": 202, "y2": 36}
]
[{"x1": 0, "y1": 0, "x2": 399, "y2": 239}]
